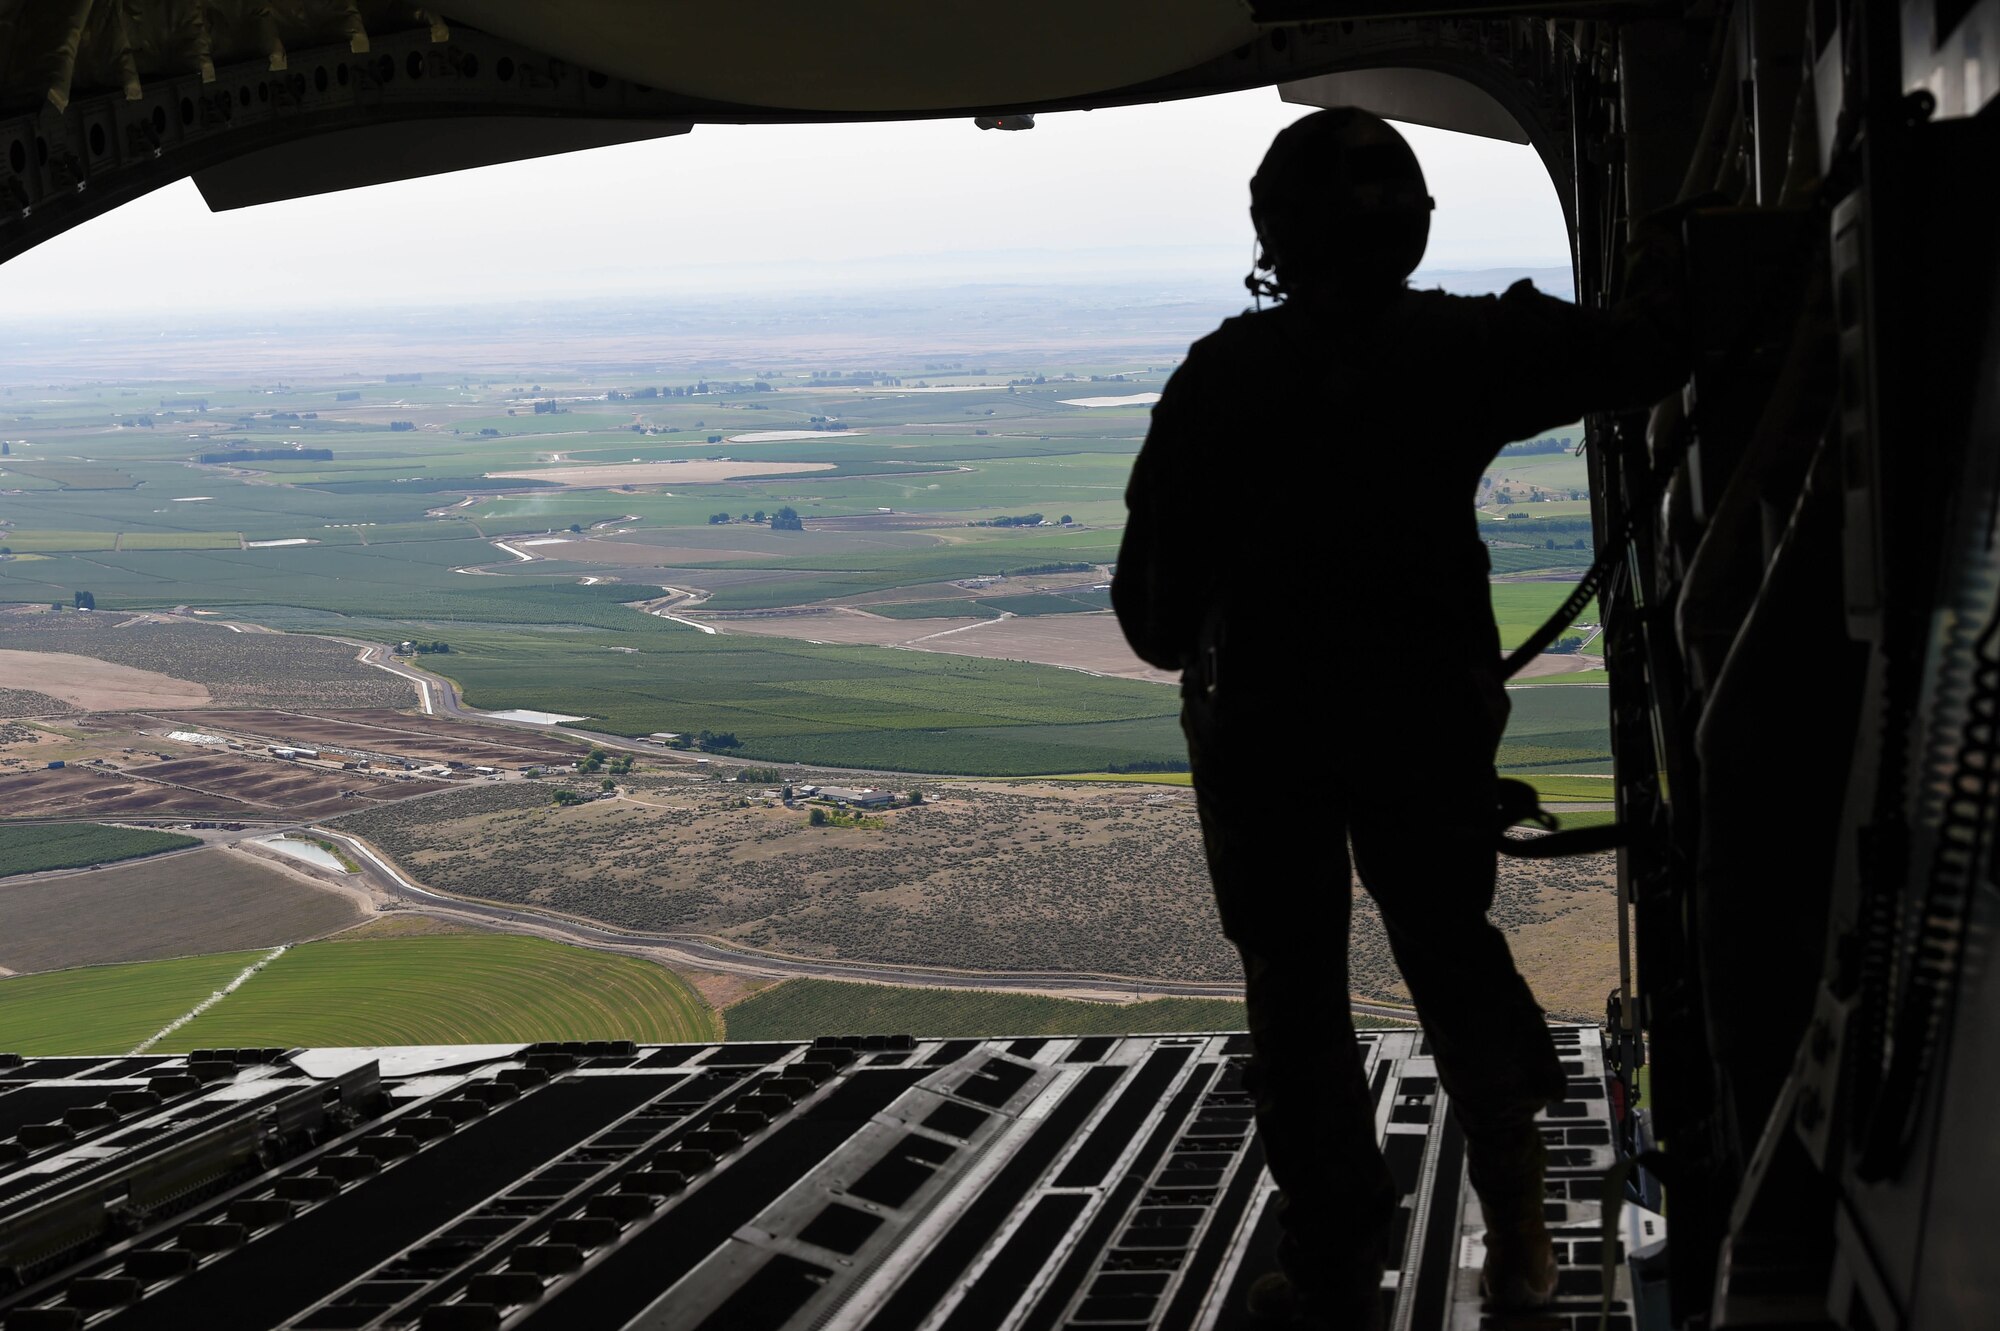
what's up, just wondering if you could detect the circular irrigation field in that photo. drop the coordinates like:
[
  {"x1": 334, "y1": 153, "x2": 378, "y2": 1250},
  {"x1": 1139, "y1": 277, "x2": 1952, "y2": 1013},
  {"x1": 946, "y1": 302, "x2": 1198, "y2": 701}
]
[{"x1": 162, "y1": 934, "x2": 719, "y2": 1049}]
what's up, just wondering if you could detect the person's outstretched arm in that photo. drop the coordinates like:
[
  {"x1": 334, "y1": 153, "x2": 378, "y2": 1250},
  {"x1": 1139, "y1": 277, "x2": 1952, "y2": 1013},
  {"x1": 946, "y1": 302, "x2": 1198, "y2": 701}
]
[
  {"x1": 1476, "y1": 214, "x2": 1694, "y2": 443},
  {"x1": 1113, "y1": 349, "x2": 1209, "y2": 673}
]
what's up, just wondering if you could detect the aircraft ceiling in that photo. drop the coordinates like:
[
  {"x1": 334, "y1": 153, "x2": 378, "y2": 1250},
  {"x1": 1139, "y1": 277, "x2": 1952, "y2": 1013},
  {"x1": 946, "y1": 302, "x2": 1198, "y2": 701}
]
[{"x1": 0, "y1": 1, "x2": 1595, "y2": 262}]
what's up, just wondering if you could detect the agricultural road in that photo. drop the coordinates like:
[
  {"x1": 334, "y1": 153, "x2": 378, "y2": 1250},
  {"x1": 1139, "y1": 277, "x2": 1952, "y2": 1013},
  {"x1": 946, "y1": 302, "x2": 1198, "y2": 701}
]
[{"x1": 308, "y1": 825, "x2": 1415, "y2": 1022}]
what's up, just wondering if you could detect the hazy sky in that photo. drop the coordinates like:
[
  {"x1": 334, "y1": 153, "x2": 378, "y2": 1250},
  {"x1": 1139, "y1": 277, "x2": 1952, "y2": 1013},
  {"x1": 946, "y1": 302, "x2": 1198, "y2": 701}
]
[{"x1": 0, "y1": 87, "x2": 1567, "y2": 316}]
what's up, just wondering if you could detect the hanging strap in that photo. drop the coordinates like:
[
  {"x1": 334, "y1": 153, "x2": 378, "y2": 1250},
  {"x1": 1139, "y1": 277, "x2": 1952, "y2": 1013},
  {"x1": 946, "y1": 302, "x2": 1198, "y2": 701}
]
[
  {"x1": 1494, "y1": 777, "x2": 1628, "y2": 858},
  {"x1": 1499, "y1": 525, "x2": 1630, "y2": 680}
]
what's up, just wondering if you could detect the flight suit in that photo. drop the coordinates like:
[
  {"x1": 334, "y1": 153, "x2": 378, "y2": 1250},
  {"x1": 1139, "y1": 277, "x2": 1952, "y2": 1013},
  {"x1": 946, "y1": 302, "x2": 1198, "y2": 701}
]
[{"x1": 1113, "y1": 277, "x2": 1683, "y2": 1313}]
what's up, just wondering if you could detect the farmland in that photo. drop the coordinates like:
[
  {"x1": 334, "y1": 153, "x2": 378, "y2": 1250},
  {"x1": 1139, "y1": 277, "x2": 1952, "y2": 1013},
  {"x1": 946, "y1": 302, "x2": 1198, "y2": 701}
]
[
  {"x1": 168, "y1": 935, "x2": 718, "y2": 1047},
  {"x1": 427, "y1": 619, "x2": 1187, "y2": 775},
  {"x1": 0, "y1": 740, "x2": 448, "y2": 821},
  {"x1": 0, "y1": 338, "x2": 1602, "y2": 776},
  {"x1": 0, "y1": 949, "x2": 267, "y2": 1056},
  {"x1": 0, "y1": 846, "x2": 361, "y2": 973},
  {"x1": 0, "y1": 935, "x2": 717, "y2": 1053},
  {"x1": 0, "y1": 822, "x2": 197, "y2": 877},
  {"x1": 0, "y1": 294, "x2": 1617, "y2": 1031}
]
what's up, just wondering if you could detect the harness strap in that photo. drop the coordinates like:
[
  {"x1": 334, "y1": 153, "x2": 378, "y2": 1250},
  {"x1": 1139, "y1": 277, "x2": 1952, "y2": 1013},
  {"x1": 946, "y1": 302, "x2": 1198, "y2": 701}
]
[
  {"x1": 1499, "y1": 531, "x2": 1626, "y2": 680},
  {"x1": 1494, "y1": 777, "x2": 1628, "y2": 857}
]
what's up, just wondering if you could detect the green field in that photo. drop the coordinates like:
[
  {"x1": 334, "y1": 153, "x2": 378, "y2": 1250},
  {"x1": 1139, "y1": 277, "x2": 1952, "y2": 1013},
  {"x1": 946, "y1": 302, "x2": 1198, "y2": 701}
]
[
  {"x1": 423, "y1": 613, "x2": 1186, "y2": 775},
  {"x1": 1530, "y1": 808, "x2": 1617, "y2": 830},
  {"x1": 0, "y1": 950, "x2": 265, "y2": 1055},
  {"x1": 0, "y1": 823, "x2": 199, "y2": 877},
  {"x1": 1498, "y1": 685, "x2": 1611, "y2": 768},
  {"x1": 0, "y1": 530, "x2": 121, "y2": 552},
  {"x1": 117, "y1": 531, "x2": 243, "y2": 550},
  {"x1": 0, "y1": 936, "x2": 720, "y2": 1054},
  {"x1": 1491, "y1": 582, "x2": 1600, "y2": 651},
  {"x1": 1523, "y1": 775, "x2": 1617, "y2": 802},
  {"x1": 169, "y1": 935, "x2": 718, "y2": 1047}
]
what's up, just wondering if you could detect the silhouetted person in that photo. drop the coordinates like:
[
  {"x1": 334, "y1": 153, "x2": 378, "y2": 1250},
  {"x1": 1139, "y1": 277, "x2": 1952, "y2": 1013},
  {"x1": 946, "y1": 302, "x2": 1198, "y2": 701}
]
[{"x1": 1113, "y1": 109, "x2": 1685, "y2": 1328}]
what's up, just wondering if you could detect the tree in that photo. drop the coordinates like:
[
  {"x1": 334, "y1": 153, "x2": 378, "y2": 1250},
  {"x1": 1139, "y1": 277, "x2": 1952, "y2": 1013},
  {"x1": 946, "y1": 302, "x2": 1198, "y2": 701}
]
[
  {"x1": 752, "y1": 511, "x2": 766, "y2": 524},
  {"x1": 770, "y1": 506, "x2": 804, "y2": 532},
  {"x1": 1059, "y1": 515, "x2": 1073, "y2": 525},
  {"x1": 809, "y1": 807, "x2": 829, "y2": 827},
  {"x1": 600, "y1": 777, "x2": 616, "y2": 792},
  {"x1": 569, "y1": 523, "x2": 583, "y2": 533},
  {"x1": 49, "y1": 601, "x2": 62, "y2": 612},
  {"x1": 73, "y1": 591, "x2": 95, "y2": 610},
  {"x1": 907, "y1": 789, "x2": 924, "y2": 805}
]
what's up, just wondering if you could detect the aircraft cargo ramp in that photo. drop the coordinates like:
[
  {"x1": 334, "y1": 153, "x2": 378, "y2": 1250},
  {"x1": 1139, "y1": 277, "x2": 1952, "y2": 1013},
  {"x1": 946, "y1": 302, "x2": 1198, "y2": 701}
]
[{"x1": 0, "y1": 1030, "x2": 1658, "y2": 1330}]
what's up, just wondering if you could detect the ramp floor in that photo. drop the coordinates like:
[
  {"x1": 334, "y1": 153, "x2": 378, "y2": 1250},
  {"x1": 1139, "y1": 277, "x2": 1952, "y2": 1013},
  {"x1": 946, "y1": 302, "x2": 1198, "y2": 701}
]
[{"x1": 0, "y1": 1030, "x2": 1658, "y2": 1329}]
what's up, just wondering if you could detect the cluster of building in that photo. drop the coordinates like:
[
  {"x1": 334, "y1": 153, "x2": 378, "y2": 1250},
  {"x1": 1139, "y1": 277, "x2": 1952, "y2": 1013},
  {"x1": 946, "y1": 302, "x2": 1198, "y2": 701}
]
[{"x1": 791, "y1": 784, "x2": 897, "y2": 809}]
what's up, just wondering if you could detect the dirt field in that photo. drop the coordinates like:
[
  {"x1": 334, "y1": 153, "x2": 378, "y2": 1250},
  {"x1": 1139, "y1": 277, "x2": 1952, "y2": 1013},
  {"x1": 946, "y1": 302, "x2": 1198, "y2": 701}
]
[
  {"x1": 702, "y1": 607, "x2": 1176, "y2": 683},
  {"x1": 335, "y1": 778, "x2": 1621, "y2": 1016},
  {"x1": 701, "y1": 607, "x2": 989, "y2": 643},
  {"x1": 1511, "y1": 652, "x2": 1605, "y2": 679},
  {"x1": 139, "y1": 754, "x2": 444, "y2": 815},
  {"x1": 486, "y1": 461, "x2": 834, "y2": 487},
  {"x1": 910, "y1": 613, "x2": 1176, "y2": 682},
  {"x1": 0, "y1": 846, "x2": 363, "y2": 974},
  {"x1": 151, "y1": 709, "x2": 584, "y2": 766},
  {"x1": 0, "y1": 613, "x2": 414, "y2": 709},
  {"x1": 0, "y1": 765, "x2": 262, "y2": 819},
  {"x1": 0, "y1": 733, "x2": 449, "y2": 820},
  {"x1": 0, "y1": 648, "x2": 211, "y2": 710}
]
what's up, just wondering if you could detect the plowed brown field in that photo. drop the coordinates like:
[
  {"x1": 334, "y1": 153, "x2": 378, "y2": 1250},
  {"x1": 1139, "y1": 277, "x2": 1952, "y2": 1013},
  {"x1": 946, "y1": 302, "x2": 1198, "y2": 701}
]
[
  {"x1": 0, "y1": 847, "x2": 361, "y2": 973},
  {"x1": 153, "y1": 709, "x2": 583, "y2": 766}
]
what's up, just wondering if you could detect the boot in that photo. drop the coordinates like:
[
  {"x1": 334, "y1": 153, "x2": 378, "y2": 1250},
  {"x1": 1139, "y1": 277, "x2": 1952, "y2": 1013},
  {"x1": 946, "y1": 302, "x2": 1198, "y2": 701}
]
[
  {"x1": 1470, "y1": 1127, "x2": 1559, "y2": 1311},
  {"x1": 1246, "y1": 1267, "x2": 1385, "y2": 1331}
]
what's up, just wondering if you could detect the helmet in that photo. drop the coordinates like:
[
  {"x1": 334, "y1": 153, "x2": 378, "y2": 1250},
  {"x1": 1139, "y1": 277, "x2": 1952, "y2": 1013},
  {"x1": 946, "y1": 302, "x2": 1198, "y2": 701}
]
[{"x1": 1248, "y1": 108, "x2": 1434, "y2": 301}]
